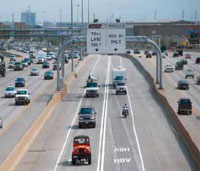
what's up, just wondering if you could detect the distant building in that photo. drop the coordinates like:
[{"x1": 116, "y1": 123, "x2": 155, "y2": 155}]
[{"x1": 21, "y1": 6, "x2": 36, "y2": 26}]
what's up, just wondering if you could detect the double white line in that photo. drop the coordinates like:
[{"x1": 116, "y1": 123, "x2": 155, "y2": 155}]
[{"x1": 96, "y1": 56, "x2": 111, "y2": 171}]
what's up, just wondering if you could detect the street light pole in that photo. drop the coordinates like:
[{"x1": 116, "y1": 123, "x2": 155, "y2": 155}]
[
  {"x1": 88, "y1": 0, "x2": 90, "y2": 23},
  {"x1": 71, "y1": 0, "x2": 74, "y2": 72},
  {"x1": 80, "y1": 0, "x2": 84, "y2": 60}
]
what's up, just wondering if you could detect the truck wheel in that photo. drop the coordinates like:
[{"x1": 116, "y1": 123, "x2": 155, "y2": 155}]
[
  {"x1": 2, "y1": 71, "x2": 5, "y2": 77},
  {"x1": 189, "y1": 111, "x2": 192, "y2": 115},
  {"x1": 178, "y1": 110, "x2": 180, "y2": 114},
  {"x1": 79, "y1": 124, "x2": 82, "y2": 128},
  {"x1": 72, "y1": 159, "x2": 76, "y2": 165},
  {"x1": 93, "y1": 123, "x2": 96, "y2": 128},
  {"x1": 97, "y1": 94, "x2": 99, "y2": 97},
  {"x1": 15, "y1": 102, "x2": 18, "y2": 105},
  {"x1": 88, "y1": 155, "x2": 92, "y2": 165}
]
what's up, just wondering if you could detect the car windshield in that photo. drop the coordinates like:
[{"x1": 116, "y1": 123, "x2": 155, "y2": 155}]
[
  {"x1": 15, "y1": 62, "x2": 21, "y2": 65},
  {"x1": 6, "y1": 87, "x2": 15, "y2": 91},
  {"x1": 117, "y1": 83, "x2": 125, "y2": 86},
  {"x1": 16, "y1": 78, "x2": 24, "y2": 81},
  {"x1": 87, "y1": 82, "x2": 98, "y2": 87},
  {"x1": 80, "y1": 108, "x2": 94, "y2": 114},
  {"x1": 74, "y1": 137, "x2": 89, "y2": 144},
  {"x1": 46, "y1": 71, "x2": 52, "y2": 75},
  {"x1": 17, "y1": 90, "x2": 27, "y2": 95},
  {"x1": 180, "y1": 99, "x2": 191, "y2": 104},
  {"x1": 32, "y1": 68, "x2": 38, "y2": 71}
]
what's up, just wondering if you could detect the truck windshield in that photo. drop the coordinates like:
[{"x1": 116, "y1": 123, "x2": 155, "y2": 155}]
[
  {"x1": 17, "y1": 90, "x2": 27, "y2": 95},
  {"x1": 80, "y1": 108, "x2": 94, "y2": 114},
  {"x1": 87, "y1": 82, "x2": 97, "y2": 88},
  {"x1": 115, "y1": 76, "x2": 124, "y2": 80},
  {"x1": 180, "y1": 99, "x2": 191, "y2": 104}
]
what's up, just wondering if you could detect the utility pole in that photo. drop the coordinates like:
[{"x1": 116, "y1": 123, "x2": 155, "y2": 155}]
[
  {"x1": 80, "y1": 0, "x2": 83, "y2": 60},
  {"x1": 71, "y1": 0, "x2": 74, "y2": 72},
  {"x1": 182, "y1": 10, "x2": 184, "y2": 21},
  {"x1": 59, "y1": 9, "x2": 62, "y2": 26},
  {"x1": 88, "y1": 0, "x2": 90, "y2": 23},
  {"x1": 154, "y1": 10, "x2": 157, "y2": 22}
]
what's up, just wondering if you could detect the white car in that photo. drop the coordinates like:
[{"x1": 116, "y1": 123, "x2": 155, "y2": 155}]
[
  {"x1": 164, "y1": 65, "x2": 174, "y2": 73},
  {"x1": 37, "y1": 57, "x2": 45, "y2": 64},
  {"x1": 116, "y1": 82, "x2": 127, "y2": 95},
  {"x1": 46, "y1": 55, "x2": 52, "y2": 60},
  {"x1": 4, "y1": 86, "x2": 16, "y2": 98},
  {"x1": 0, "y1": 116, "x2": 3, "y2": 129},
  {"x1": 30, "y1": 68, "x2": 39, "y2": 76},
  {"x1": 15, "y1": 89, "x2": 30, "y2": 105}
]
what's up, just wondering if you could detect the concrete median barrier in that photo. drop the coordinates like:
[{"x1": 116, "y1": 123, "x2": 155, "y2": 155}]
[
  {"x1": 125, "y1": 54, "x2": 200, "y2": 168},
  {"x1": 0, "y1": 57, "x2": 89, "y2": 171}
]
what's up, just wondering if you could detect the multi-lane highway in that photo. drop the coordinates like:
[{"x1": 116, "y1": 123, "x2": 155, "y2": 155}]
[
  {"x1": 15, "y1": 55, "x2": 197, "y2": 171},
  {"x1": 0, "y1": 51, "x2": 79, "y2": 167},
  {"x1": 135, "y1": 51, "x2": 200, "y2": 151}
]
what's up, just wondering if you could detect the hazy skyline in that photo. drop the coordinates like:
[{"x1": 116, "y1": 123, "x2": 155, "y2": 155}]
[{"x1": 0, "y1": 0, "x2": 200, "y2": 23}]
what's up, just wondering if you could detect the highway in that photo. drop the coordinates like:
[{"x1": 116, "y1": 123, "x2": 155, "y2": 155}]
[
  {"x1": 135, "y1": 51, "x2": 200, "y2": 151},
  {"x1": 15, "y1": 55, "x2": 197, "y2": 171},
  {"x1": 0, "y1": 50, "x2": 79, "y2": 166}
]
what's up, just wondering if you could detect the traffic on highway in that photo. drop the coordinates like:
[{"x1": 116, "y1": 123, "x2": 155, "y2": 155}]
[{"x1": 0, "y1": 0, "x2": 200, "y2": 171}]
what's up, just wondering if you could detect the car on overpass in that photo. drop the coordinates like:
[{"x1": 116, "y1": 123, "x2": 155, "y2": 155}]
[
  {"x1": 146, "y1": 52, "x2": 152, "y2": 58},
  {"x1": 134, "y1": 49, "x2": 140, "y2": 54},
  {"x1": 78, "y1": 106, "x2": 96, "y2": 128},
  {"x1": 8, "y1": 61, "x2": 15, "y2": 69},
  {"x1": 177, "y1": 80, "x2": 189, "y2": 90},
  {"x1": 4, "y1": 86, "x2": 16, "y2": 98},
  {"x1": 42, "y1": 61, "x2": 50, "y2": 68},
  {"x1": 173, "y1": 51, "x2": 179, "y2": 57},
  {"x1": 175, "y1": 61, "x2": 184, "y2": 70},
  {"x1": 15, "y1": 89, "x2": 30, "y2": 105},
  {"x1": 185, "y1": 53, "x2": 192, "y2": 59},
  {"x1": 177, "y1": 98, "x2": 192, "y2": 115},
  {"x1": 179, "y1": 59, "x2": 187, "y2": 65},
  {"x1": 72, "y1": 135, "x2": 92, "y2": 165}
]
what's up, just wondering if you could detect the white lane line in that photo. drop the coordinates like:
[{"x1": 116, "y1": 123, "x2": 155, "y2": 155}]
[
  {"x1": 96, "y1": 56, "x2": 111, "y2": 171},
  {"x1": 53, "y1": 57, "x2": 100, "y2": 171},
  {"x1": 101, "y1": 56, "x2": 111, "y2": 171},
  {"x1": 120, "y1": 55, "x2": 145, "y2": 171}
]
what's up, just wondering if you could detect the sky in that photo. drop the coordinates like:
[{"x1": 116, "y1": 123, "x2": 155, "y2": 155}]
[{"x1": 0, "y1": 0, "x2": 200, "y2": 23}]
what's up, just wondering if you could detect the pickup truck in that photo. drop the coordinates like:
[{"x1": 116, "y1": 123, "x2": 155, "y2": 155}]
[
  {"x1": 15, "y1": 89, "x2": 30, "y2": 105},
  {"x1": 177, "y1": 98, "x2": 192, "y2": 115},
  {"x1": 86, "y1": 82, "x2": 99, "y2": 97},
  {"x1": 116, "y1": 82, "x2": 127, "y2": 95}
]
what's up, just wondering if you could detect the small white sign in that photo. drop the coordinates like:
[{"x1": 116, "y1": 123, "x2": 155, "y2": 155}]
[
  {"x1": 87, "y1": 27, "x2": 126, "y2": 54},
  {"x1": 107, "y1": 29, "x2": 126, "y2": 54},
  {"x1": 87, "y1": 29, "x2": 106, "y2": 54}
]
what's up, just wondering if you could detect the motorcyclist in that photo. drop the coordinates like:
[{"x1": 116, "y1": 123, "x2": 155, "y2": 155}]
[{"x1": 122, "y1": 103, "x2": 129, "y2": 117}]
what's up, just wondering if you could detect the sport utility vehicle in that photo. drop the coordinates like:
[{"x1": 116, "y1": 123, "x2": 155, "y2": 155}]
[
  {"x1": 116, "y1": 82, "x2": 127, "y2": 95},
  {"x1": 72, "y1": 135, "x2": 91, "y2": 165},
  {"x1": 78, "y1": 106, "x2": 96, "y2": 128},
  {"x1": 185, "y1": 69, "x2": 194, "y2": 79},
  {"x1": 86, "y1": 82, "x2": 99, "y2": 97},
  {"x1": 15, "y1": 89, "x2": 30, "y2": 105},
  {"x1": 177, "y1": 98, "x2": 192, "y2": 115}
]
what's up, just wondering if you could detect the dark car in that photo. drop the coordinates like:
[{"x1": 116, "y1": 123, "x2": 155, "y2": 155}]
[
  {"x1": 177, "y1": 80, "x2": 189, "y2": 90},
  {"x1": 173, "y1": 51, "x2": 179, "y2": 57},
  {"x1": 179, "y1": 59, "x2": 187, "y2": 65},
  {"x1": 23, "y1": 58, "x2": 31, "y2": 65},
  {"x1": 42, "y1": 61, "x2": 50, "y2": 68},
  {"x1": 195, "y1": 57, "x2": 200, "y2": 64},
  {"x1": 177, "y1": 98, "x2": 192, "y2": 115},
  {"x1": 196, "y1": 76, "x2": 200, "y2": 85},
  {"x1": 53, "y1": 62, "x2": 61, "y2": 70},
  {"x1": 134, "y1": 49, "x2": 140, "y2": 54},
  {"x1": 185, "y1": 69, "x2": 194, "y2": 79},
  {"x1": 152, "y1": 51, "x2": 157, "y2": 56},
  {"x1": 175, "y1": 61, "x2": 184, "y2": 70},
  {"x1": 146, "y1": 52, "x2": 152, "y2": 58},
  {"x1": 15, "y1": 77, "x2": 25, "y2": 87},
  {"x1": 14, "y1": 62, "x2": 24, "y2": 71},
  {"x1": 22, "y1": 59, "x2": 29, "y2": 67},
  {"x1": 72, "y1": 135, "x2": 91, "y2": 165},
  {"x1": 78, "y1": 106, "x2": 96, "y2": 128},
  {"x1": 144, "y1": 50, "x2": 149, "y2": 55},
  {"x1": 44, "y1": 70, "x2": 54, "y2": 80}
]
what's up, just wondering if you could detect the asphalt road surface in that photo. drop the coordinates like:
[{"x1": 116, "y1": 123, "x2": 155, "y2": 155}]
[{"x1": 15, "y1": 54, "x2": 198, "y2": 171}]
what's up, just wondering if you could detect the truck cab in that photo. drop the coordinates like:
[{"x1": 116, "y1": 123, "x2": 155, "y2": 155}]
[
  {"x1": 72, "y1": 135, "x2": 91, "y2": 165},
  {"x1": 112, "y1": 66, "x2": 126, "y2": 88},
  {"x1": 177, "y1": 98, "x2": 192, "y2": 115},
  {"x1": 86, "y1": 81, "x2": 99, "y2": 98}
]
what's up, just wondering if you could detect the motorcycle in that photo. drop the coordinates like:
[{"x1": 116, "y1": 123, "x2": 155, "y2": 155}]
[{"x1": 122, "y1": 108, "x2": 129, "y2": 118}]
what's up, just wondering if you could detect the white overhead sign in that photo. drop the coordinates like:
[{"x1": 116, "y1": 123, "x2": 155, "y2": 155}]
[{"x1": 87, "y1": 24, "x2": 126, "y2": 54}]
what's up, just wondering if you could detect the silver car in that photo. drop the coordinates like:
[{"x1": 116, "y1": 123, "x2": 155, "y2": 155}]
[
  {"x1": 4, "y1": 86, "x2": 16, "y2": 98},
  {"x1": 0, "y1": 116, "x2": 3, "y2": 129},
  {"x1": 30, "y1": 68, "x2": 39, "y2": 76}
]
